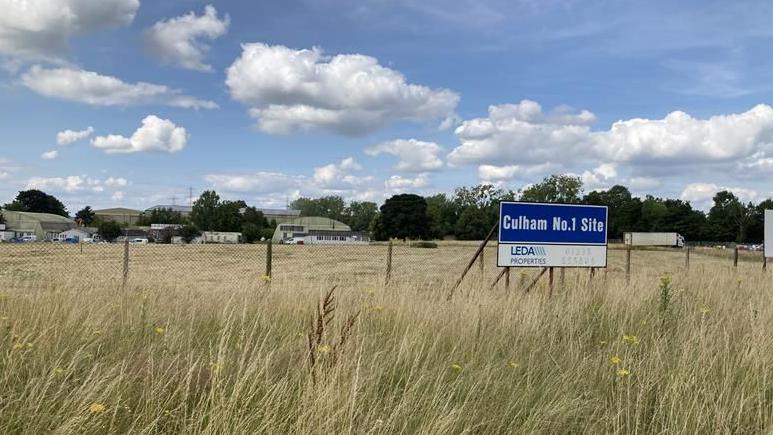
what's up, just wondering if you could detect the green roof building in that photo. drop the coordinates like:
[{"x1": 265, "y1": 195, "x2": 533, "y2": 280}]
[
  {"x1": 1, "y1": 210, "x2": 76, "y2": 241},
  {"x1": 272, "y1": 216, "x2": 351, "y2": 243}
]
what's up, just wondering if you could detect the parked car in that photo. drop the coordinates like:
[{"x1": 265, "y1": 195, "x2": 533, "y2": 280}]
[{"x1": 129, "y1": 238, "x2": 149, "y2": 245}]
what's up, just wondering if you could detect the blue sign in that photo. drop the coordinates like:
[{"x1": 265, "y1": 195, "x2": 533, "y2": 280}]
[{"x1": 499, "y1": 202, "x2": 608, "y2": 245}]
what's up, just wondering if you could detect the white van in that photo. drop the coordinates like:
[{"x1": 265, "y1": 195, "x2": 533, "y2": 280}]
[{"x1": 129, "y1": 238, "x2": 149, "y2": 245}]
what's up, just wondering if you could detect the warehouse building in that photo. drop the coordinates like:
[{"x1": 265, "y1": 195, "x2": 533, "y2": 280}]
[
  {"x1": 94, "y1": 207, "x2": 142, "y2": 225},
  {"x1": 145, "y1": 205, "x2": 300, "y2": 224},
  {"x1": 0, "y1": 210, "x2": 76, "y2": 241},
  {"x1": 272, "y1": 217, "x2": 369, "y2": 245}
]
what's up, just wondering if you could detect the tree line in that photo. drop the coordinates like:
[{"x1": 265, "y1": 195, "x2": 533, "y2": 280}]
[{"x1": 3, "y1": 174, "x2": 772, "y2": 243}]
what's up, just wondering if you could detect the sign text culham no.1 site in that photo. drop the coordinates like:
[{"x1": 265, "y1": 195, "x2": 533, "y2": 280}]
[{"x1": 497, "y1": 202, "x2": 609, "y2": 268}]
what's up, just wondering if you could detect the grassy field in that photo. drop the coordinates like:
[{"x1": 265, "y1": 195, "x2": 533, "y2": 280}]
[{"x1": 1, "y1": 243, "x2": 772, "y2": 433}]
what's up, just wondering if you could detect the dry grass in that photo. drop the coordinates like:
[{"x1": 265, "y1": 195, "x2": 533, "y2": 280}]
[{"x1": 1, "y1": 244, "x2": 772, "y2": 433}]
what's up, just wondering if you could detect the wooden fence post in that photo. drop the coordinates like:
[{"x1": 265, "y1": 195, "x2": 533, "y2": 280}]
[
  {"x1": 625, "y1": 245, "x2": 631, "y2": 283},
  {"x1": 763, "y1": 255, "x2": 767, "y2": 271},
  {"x1": 685, "y1": 246, "x2": 690, "y2": 270},
  {"x1": 265, "y1": 240, "x2": 273, "y2": 279},
  {"x1": 560, "y1": 267, "x2": 566, "y2": 286},
  {"x1": 385, "y1": 240, "x2": 393, "y2": 286},
  {"x1": 524, "y1": 268, "x2": 548, "y2": 293},
  {"x1": 505, "y1": 267, "x2": 511, "y2": 290},
  {"x1": 122, "y1": 238, "x2": 129, "y2": 286},
  {"x1": 734, "y1": 246, "x2": 739, "y2": 268},
  {"x1": 479, "y1": 248, "x2": 485, "y2": 275}
]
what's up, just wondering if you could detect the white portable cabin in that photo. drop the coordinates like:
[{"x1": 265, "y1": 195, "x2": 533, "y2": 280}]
[{"x1": 201, "y1": 231, "x2": 242, "y2": 244}]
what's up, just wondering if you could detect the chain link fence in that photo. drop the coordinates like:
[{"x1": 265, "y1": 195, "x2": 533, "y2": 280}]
[{"x1": 0, "y1": 241, "x2": 768, "y2": 291}]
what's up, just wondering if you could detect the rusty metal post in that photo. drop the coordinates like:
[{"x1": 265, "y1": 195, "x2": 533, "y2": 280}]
[
  {"x1": 385, "y1": 240, "x2": 393, "y2": 285},
  {"x1": 685, "y1": 246, "x2": 690, "y2": 270},
  {"x1": 625, "y1": 245, "x2": 631, "y2": 283},
  {"x1": 266, "y1": 240, "x2": 273, "y2": 279},
  {"x1": 734, "y1": 246, "x2": 739, "y2": 268},
  {"x1": 122, "y1": 238, "x2": 129, "y2": 286}
]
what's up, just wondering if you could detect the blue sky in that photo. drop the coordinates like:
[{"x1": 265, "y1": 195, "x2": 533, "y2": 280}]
[{"x1": 2, "y1": 0, "x2": 773, "y2": 212}]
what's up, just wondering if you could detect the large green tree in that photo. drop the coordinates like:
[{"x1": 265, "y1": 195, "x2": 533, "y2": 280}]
[
  {"x1": 520, "y1": 174, "x2": 583, "y2": 203},
  {"x1": 136, "y1": 208, "x2": 186, "y2": 226},
  {"x1": 4, "y1": 189, "x2": 68, "y2": 216},
  {"x1": 707, "y1": 191, "x2": 748, "y2": 242},
  {"x1": 191, "y1": 191, "x2": 221, "y2": 231},
  {"x1": 451, "y1": 185, "x2": 514, "y2": 240},
  {"x1": 74, "y1": 206, "x2": 97, "y2": 226},
  {"x1": 345, "y1": 201, "x2": 378, "y2": 232},
  {"x1": 425, "y1": 194, "x2": 458, "y2": 239},
  {"x1": 379, "y1": 194, "x2": 429, "y2": 240},
  {"x1": 583, "y1": 185, "x2": 641, "y2": 239},
  {"x1": 97, "y1": 220, "x2": 123, "y2": 242}
]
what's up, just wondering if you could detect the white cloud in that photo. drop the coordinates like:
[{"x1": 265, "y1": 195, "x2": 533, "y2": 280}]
[
  {"x1": 57, "y1": 126, "x2": 94, "y2": 145},
  {"x1": 0, "y1": 0, "x2": 139, "y2": 62},
  {"x1": 385, "y1": 173, "x2": 430, "y2": 191},
  {"x1": 366, "y1": 139, "x2": 444, "y2": 172},
  {"x1": 578, "y1": 163, "x2": 618, "y2": 190},
  {"x1": 91, "y1": 115, "x2": 188, "y2": 154},
  {"x1": 680, "y1": 182, "x2": 760, "y2": 209},
  {"x1": 477, "y1": 162, "x2": 560, "y2": 183},
  {"x1": 594, "y1": 105, "x2": 773, "y2": 164},
  {"x1": 628, "y1": 177, "x2": 661, "y2": 190},
  {"x1": 21, "y1": 66, "x2": 218, "y2": 109},
  {"x1": 204, "y1": 172, "x2": 305, "y2": 194},
  {"x1": 144, "y1": 5, "x2": 230, "y2": 72},
  {"x1": 449, "y1": 101, "x2": 773, "y2": 198},
  {"x1": 111, "y1": 191, "x2": 125, "y2": 202},
  {"x1": 104, "y1": 177, "x2": 128, "y2": 188},
  {"x1": 313, "y1": 157, "x2": 372, "y2": 190},
  {"x1": 448, "y1": 100, "x2": 594, "y2": 167},
  {"x1": 40, "y1": 150, "x2": 58, "y2": 160},
  {"x1": 225, "y1": 43, "x2": 459, "y2": 135},
  {"x1": 26, "y1": 175, "x2": 97, "y2": 192}
]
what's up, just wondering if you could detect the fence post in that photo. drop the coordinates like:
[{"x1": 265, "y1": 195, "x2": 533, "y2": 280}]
[
  {"x1": 763, "y1": 254, "x2": 767, "y2": 271},
  {"x1": 385, "y1": 240, "x2": 393, "y2": 286},
  {"x1": 265, "y1": 240, "x2": 272, "y2": 279},
  {"x1": 505, "y1": 267, "x2": 510, "y2": 290},
  {"x1": 478, "y1": 248, "x2": 484, "y2": 275},
  {"x1": 734, "y1": 246, "x2": 739, "y2": 268},
  {"x1": 122, "y1": 238, "x2": 129, "y2": 286},
  {"x1": 685, "y1": 246, "x2": 690, "y2": 270},
  {"x1": 560, "y1": 267, "x2": 566, "y2": 286},
  {"x1": 625, "y1": 245, "x2": 631, "y2": 283}
]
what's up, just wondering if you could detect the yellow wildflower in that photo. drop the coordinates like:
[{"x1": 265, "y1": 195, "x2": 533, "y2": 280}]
[
  {"x1": 369, "y1": 305, "x2": 384, "y2": 312},
  {"x1": 616, "y1": 368, "x2": 631, "y2": 378},
  {"x1": 700, "y1": 305, "x2": 711, "y2": 315},
  {"x1": 622, "y1": 335, "x2": 640, "y2": 345},
  {"x1": 53, "y1": 367, "x2": 64, "y2": 375},
  {"x1": 209, "y1": 362, "x2": 221, "y2": 373},
  {"x1": 508, "y1": 361, "x2": 520, "y2": 369},
  {"x1": 610, "y1": 355, "x2": 622, "y2": 365},
  {"x1": 12, "y1": 343, "x2": 23, "y2": 350},
  {"x1": 450, "y1": 363, "x2": 463, "y2": 372},
  {"x1": 659, "y1": 274, "x2": 672, "y2": 287},
  {"x1": 154, "y1": 327, "x2": 165, "y2": 335},
  {"x1": 89, "y1": 403, "x2": 106, "y2": 414},
  {"x1": 260, "y1": 274, "x2": 271, "y2": 283},
  {"x1": 317, "y1": 344, "x2": 331, "y2": 354}
]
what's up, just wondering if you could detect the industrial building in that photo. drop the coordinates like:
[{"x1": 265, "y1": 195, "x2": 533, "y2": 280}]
[
  {"x1": 272, "y1": 217, "x2": 369, "y2": 245},
  {"x1": 57, "y1": 227, "x2": 97, "y2": 242},
  {"x1": 147, "y1": 205, "x2": 193, "y2": 216},
  {"x1": 0, "y1": 210, "x2": 76, "y2": 241},
  {"x1": 201, "y1": 231, "x2": 241, "y2": 244},
  {"x1": 94, "y1": 207, "x2": 142, "y2": 225}
]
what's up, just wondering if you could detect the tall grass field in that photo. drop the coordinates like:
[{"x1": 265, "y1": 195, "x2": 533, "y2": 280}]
[{"x1": 1, "y1": 245, "x2": 771, "y2": 433}]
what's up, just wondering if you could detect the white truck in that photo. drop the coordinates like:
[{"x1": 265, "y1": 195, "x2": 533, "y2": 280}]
[{"x1": 624, "y1": 232, "x2": 685, "y2": 248}]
